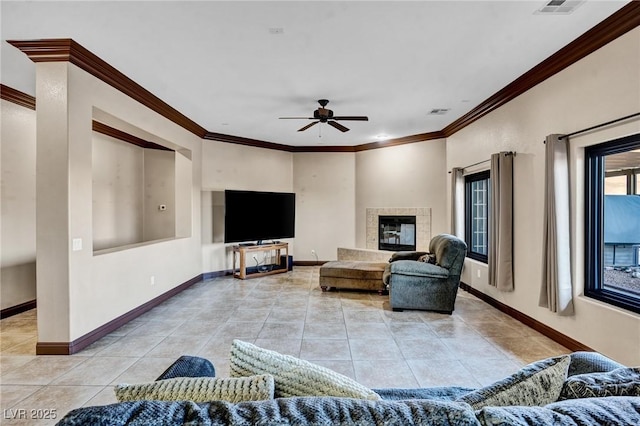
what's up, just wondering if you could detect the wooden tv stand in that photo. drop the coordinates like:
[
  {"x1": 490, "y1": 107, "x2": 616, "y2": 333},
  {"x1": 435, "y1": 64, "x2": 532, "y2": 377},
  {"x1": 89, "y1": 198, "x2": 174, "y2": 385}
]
[{"x1": 232, "y1": 242, "x2": 289, "y2": 279}]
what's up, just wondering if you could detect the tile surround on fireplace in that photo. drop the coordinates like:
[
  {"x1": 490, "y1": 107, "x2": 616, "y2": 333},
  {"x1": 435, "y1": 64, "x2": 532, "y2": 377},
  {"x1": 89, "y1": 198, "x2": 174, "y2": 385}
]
[{"x1": 366, "y1": 208, "x2": 431, "y2": 252}]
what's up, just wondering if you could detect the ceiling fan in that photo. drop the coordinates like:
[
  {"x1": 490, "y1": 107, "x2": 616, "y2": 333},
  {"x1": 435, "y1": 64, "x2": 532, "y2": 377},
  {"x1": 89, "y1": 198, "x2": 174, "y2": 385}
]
[{"x1": 279, "y1": 99, "x2": 368, "y2": 132}]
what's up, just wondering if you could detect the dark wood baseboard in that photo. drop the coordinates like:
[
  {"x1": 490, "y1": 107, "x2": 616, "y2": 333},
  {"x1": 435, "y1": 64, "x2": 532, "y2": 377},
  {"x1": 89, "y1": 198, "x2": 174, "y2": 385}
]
[
  {"x1": 293, "y1": 260, "x2": 329, "y2": 266},
  {"x1": 36, "y1": 274, "x2": 203, "y2": 355},
  {"x1": 459, "y1": 282, "x2": 592, "y2": 352},
  {"x1": 202, "y1": 270, "x2": 231, "y2": 280},
  {"x1": 1, "y1": 299, "x2": 37, "y2": 319}
]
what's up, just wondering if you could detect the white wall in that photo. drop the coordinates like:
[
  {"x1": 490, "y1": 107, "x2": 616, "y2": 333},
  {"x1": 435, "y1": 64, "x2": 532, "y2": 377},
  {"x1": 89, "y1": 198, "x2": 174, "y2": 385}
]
[
  {"x1": 1, "y1": 99, "x2": 37, "y2": 310},
  {"x1": 200, "y1": 140, "x2": 293, "y2": 272},
  {"x1": 293, "y1": 152, "x2": 356, "y2": 261},
  {"x1": 448, "y1": 28, "x2": 640, "y2": 365},
  {"x1": 355, "y1": 139, "x2": 448, "y2": 249}
]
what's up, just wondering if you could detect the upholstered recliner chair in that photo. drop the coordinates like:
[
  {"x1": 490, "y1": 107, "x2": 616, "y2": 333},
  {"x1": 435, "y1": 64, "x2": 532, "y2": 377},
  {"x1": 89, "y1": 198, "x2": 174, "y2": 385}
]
[{"x1": 383, "y1": 234, "x2": 467, "y2": 314}]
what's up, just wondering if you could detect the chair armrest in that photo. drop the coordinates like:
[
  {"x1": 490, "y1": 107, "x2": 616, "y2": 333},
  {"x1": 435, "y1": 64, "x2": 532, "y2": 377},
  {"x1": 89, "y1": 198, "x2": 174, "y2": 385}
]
[
  {"x1": 389, "y1": 260, "x2": 449, "y2": 279},
  {"x1": 388, "y1": 251, "x2": 429, "y2": 263}
]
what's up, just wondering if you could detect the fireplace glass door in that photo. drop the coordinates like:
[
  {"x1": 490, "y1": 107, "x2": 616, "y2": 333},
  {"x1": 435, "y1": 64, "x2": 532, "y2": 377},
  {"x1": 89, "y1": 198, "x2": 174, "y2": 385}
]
[{"x1": 379, "y1": 215, "x2": 416, "y2": 251}]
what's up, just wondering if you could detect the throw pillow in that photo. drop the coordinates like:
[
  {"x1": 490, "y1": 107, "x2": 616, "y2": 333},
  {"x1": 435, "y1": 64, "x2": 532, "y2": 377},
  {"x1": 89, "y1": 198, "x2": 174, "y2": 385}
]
[
  {"x1": 114, "y1": 374, "x2": 274, "y2": 403},
  {"x1": 457, "y1": 355, "x2": 570, "y2": 410},
  {"x1": 230, "y1": 339, "x2": 381, "y2": 400},
  {"x1": 559, "y1": 367, "x2": 640, "y2": 400}
]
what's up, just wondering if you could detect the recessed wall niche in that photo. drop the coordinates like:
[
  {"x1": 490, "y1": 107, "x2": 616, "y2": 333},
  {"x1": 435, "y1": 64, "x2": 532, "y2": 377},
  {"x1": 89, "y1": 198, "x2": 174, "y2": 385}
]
[{"x1": 91, "y1": 109, "x2": 192, "y2": 253}]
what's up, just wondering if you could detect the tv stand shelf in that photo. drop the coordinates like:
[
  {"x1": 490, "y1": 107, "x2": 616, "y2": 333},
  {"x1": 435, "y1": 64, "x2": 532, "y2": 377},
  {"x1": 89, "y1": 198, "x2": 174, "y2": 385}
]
[{"x1": 232, "y1": 242, "x2": 289, "y2": 280}]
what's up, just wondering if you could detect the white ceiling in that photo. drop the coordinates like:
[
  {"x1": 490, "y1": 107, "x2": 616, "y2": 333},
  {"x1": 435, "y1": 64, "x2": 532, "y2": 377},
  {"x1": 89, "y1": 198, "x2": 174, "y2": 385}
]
[{"x1": 1, "y1": 1, "x2": 630, "y2": 147}]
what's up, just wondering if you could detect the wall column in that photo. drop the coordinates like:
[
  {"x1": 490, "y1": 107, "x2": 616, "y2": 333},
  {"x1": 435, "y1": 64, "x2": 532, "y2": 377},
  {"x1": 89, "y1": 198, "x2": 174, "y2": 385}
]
[{"x1": 35, "y1": 62, "x2": 72, "y2": 351}]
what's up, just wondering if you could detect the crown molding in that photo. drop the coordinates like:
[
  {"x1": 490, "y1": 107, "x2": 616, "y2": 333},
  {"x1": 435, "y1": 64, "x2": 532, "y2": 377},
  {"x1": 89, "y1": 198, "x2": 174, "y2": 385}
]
[
  {"x1": 8, "y1": 39, "x2": 207, "y2": 138},
  {"x1": 442, "y1": 1, "x2": 640, "y2": 137},
  {"x1": 0, "y1": 84, "x2": 36, "y2": 110},
  {"x1": 7, "y1": 1, "x2": 640, "y2": 152},
  {"x1": 293, "y1": 145, "x2": 356, "y2": 153},
  {"x1": 92, "y1": 121, "x2": 173, "y2": 151},
  {"x1": 204, "y1": 132, "x2": 296, "y2": 152},
  {"x1": 355, "y1": 131, "x2": 446, "y2": 152}
]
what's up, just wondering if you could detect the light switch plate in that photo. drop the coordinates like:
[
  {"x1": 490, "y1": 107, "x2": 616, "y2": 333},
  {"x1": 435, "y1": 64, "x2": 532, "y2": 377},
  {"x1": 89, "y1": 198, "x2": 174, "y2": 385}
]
[{"x1": 72, "y1": 238, "x2": 82, "y2": 251}]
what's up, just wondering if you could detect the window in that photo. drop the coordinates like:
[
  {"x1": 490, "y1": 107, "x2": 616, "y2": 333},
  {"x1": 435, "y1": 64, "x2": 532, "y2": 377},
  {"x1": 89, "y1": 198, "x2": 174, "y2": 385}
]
[
  {"x1": 465, "y1": 171, "x2": 490, "y2": 262},
  {"x1": 585, "y1": 134, "x2": 640, "y2": 314}
]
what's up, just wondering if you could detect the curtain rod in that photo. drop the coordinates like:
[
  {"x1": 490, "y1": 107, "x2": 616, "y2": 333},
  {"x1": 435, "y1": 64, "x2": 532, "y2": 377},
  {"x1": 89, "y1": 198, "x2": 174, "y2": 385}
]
[
  {"x1": 448, "y1": 151, "x2": 515, "y2": 173},
  {"x1": 558, "y1": 112, "x2": 640, "y2": 140}
]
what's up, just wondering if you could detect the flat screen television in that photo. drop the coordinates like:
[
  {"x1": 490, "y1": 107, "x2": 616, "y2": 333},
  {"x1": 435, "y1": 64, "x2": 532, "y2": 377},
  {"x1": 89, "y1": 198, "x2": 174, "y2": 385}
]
[{"x1": 224, "y1": 190, "x2": 296, "y2": 244}]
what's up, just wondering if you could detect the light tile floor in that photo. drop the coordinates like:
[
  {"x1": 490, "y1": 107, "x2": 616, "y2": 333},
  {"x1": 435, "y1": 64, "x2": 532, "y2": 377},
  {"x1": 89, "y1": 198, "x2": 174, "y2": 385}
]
[{"x1": 0, "y1": 266, "x2": 570, "y2": 424}]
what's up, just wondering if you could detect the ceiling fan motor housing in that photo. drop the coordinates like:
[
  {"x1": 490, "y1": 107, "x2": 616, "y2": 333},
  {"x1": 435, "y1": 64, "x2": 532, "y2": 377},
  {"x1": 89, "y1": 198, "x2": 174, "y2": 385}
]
[{"x1": 314, "y1": 108, "x2": 333, "y2": 122}]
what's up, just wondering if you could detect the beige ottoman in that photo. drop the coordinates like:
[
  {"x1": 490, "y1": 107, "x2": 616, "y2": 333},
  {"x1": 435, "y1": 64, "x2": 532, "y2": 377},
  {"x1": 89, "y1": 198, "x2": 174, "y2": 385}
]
[{"x1": 319, "y1": 261, "x2": 388, "y2": 294}]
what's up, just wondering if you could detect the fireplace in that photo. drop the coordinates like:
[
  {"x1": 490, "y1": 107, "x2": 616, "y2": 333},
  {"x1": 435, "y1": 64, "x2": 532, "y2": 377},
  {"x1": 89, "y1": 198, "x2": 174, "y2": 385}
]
[{"x1": 379, "y1": 215, "x2": 416, "y2": 251}]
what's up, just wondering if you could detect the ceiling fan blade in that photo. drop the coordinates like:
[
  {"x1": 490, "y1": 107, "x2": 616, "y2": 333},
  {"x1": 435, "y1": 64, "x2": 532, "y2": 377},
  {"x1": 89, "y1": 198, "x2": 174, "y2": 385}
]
[
  {"x1": 328, "y1": 121, "x2": 350, "y2": 132},
  {"x1": 279, "y1": 117, "x2": 314, "y2": 120},
  {"x1": 332, "y1": 116, "x2": 369, "y2": 121},
  {"x1": 298, "y1": 121, "x2": 319, "y2": 132}
]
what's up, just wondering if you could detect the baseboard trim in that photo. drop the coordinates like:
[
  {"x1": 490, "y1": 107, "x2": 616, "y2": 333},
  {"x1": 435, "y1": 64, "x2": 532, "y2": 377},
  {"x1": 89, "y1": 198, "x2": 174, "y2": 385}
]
[
  {"x1": 1, "y1": 299, "x2": 37, "y2": 319},
  {"x1": 36, "y1": 274, "x2": 203, "y2": 355},
  {"x1": 293, "y1": 260, "x2": 329, "y2": 266},
  {"x1": 459, "y1": 282, "x2": 592, "y2": 352},
  {"x1": 202, "y1": 270, "x2": 231, "y2": 280}
]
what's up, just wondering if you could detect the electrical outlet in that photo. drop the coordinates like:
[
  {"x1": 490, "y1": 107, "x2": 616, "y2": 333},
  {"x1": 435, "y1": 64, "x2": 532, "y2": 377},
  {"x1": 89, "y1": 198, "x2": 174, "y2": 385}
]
[
  {"x1": 311, "y1": 249, "x2": 316, "y2": 255},
  {"x1": 150, "y1": 276, "x2": 155, "y2": 286},
  {"x1": 476, "y1": 270, "x2": 481, "y2": 278}
]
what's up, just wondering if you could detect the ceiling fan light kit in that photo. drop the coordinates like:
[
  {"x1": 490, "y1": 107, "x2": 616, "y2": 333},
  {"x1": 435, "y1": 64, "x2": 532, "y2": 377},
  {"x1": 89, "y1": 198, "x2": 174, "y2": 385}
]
[{"x1": 280, "y1": 99, "x2": 368, "y2": 133}]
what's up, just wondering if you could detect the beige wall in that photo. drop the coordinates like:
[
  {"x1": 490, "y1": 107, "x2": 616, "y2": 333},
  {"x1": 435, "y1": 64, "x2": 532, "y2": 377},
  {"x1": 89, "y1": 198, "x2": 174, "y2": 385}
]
[
  {"x1": 4, "y1": 25, "x2": 637, "y2": 362},
  {"x1": 355, "y1": 139, "x2": 448, "y2": 249},
  {"x1": 92, "y1": 133, "x2": 144, "y2": 251},
  {"x1": 293, "y1": 152, "x2": 356, "y2": 261},
  {"x1": 200, "y1": 141, "x2": 445, "y2": 268},
  {"x1": 35, "y1": 62, "x2": 202, "y2": 342},
  {"x1": 448, "y1": 28, "x2": 640, "y2": 365},
  {"x1": 142, "y1": 149, "x2": 176, "y2": 242},
  {"x1": 200, "y1": 140, "x2": 293, "y2": 272},
  {"x1": 1, "y1": 99, "x2": 37, "y2": 310}
]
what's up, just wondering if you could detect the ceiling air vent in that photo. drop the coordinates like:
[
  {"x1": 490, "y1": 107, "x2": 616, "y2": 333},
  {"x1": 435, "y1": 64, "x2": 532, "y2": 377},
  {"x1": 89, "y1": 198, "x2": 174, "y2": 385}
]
[
  {"x1": 428, "y1": 108, "x2": 450, "y2": 115},
  {"x1": 535, "y1": 0, "x2": 584, "y2": 15}
]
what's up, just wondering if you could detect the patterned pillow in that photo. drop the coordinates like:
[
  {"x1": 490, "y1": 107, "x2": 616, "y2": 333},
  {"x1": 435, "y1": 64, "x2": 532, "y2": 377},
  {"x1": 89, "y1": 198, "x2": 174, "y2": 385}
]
[
  {"x1": 230, "y1": 339, "x2": 381, "y2": 400},
  {"x1": 457, "y1": 355, "x2": 570, "y2": 410},
  {"x1": 559, "y1": 367, "x2": 640, "y2": 400},
  {"x1": 114, "y1": 374, "x2": 274, "y2": 403}
]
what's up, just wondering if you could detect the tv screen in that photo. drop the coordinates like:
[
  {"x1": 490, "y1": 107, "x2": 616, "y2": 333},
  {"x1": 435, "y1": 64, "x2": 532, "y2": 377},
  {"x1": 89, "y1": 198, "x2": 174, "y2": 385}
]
[{"x1": 224, "y1": 190, "x2": 296, "y2": 244}]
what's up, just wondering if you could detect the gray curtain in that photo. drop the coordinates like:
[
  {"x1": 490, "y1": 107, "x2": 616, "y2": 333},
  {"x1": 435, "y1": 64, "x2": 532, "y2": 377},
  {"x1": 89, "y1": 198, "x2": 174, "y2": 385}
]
[
  {"x1": 488, "y1": 152, "x2": 514, "y2": 291},
  {"x1": 450, "y1": 167, "x2": 465, "y2": 239},
  {"x1": 539, "y1": 134, "x2": 574, "y2": 315}
]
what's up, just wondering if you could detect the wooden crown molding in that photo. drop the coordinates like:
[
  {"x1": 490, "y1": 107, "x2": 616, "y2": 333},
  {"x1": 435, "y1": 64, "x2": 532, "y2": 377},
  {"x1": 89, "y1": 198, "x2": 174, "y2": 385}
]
[
  {"x1": 204, "y1": 131, "x2": 296, "y2": 152},
  {"x1": 7, "y1": 2, "x2": 640, "y2": 152},
  {"x1": 205, "y1": 130, "x2": 446, "y2": 153},
  {"x1": 8, "y1": 39, "x2": 207, "y2": 138},
  {"x1": 355, "y1": 131, "x2": 446, "y2": 152},
  {"x1": 92, "y1": 121, "x2": 173, "y2": 151},
  {"x1": 0, "y1": 84, "x2": 36, "y2": 110}
]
